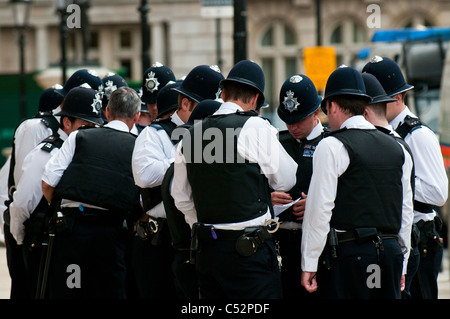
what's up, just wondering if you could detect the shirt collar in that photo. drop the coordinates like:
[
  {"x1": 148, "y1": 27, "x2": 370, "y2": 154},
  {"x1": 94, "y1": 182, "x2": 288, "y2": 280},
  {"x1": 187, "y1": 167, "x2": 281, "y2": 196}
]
[
  {"x1": 58, "y1": 128, "x2": 69, "y2": 141},
  {"x1": 171, "y1": 111, "x2": 184, "y2": 126},
  {"x1": 213, "y1": 102, "x2": 244, "y2": 115},
  {"x1": 296, "y1": 121, "x2": 324, "y2": 143},
  {"x1": 340, "y1": 115, "x2": 375, "y2": 130},
  {"x1": 104, "y1": 120, "x2": 131, "y2": 132}
]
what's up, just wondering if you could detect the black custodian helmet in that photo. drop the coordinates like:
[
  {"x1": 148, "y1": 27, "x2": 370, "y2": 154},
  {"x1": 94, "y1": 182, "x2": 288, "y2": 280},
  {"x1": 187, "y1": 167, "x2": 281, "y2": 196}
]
[
  {"x1": 55, "y1": 69, "x2": 104, "y2": 97},
  {"x1": 172, "y1": 65, "x2": 224, "y2": 103},
  {"x1": 156, "y1": 80, "x2": 182, "y2": 118},
  {"x1": 361, "y1": 56, "x2": 414, "y2": 97},
  {"x1": 141, "y1": 62, "x2": 176, "y2": 104},
  {"x1": 321, "y1": 65, "x2": 371, "y2": 114},
  {"x1": 55, "y1": 86, "x2": 104, "y2": 125},
  {"x1": 220, "y1": 60, "x2": 265, "y2": 107},
  {"x1": 361, "y1": 72, "x2": 397, "y2": 105},
  {"x1": 277, "y1": 74, "x2": 322, "y2": 125}
]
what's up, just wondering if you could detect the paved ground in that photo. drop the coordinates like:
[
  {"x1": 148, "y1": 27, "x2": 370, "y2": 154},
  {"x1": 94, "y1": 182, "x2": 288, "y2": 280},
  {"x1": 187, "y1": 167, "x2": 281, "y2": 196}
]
[{"x1": 0, "y1": 233, "x2": 449, "y2": 299}]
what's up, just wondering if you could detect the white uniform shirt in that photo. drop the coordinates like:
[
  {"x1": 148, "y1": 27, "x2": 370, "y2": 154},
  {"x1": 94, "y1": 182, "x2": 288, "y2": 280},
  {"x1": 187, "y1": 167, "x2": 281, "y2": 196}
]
[
  {"x1": 0, "y1": 157, "x2": 11, "y2": 230},
  {"x1": 12, "y1": 107, "x2": 61, "y2": 185},
  {"x1": 301, "y1": 116, "x2": 414, "y2": 274},
  {"x1": 172, "y1": 101, "x2": 298, "y2": 230},
  {"x1": 390, "y1": 106, "x2": 448, "y2": 223},
  {"x1": 131, "y1": 111, "x2": 184, "y2": 218},
  {"x1": 42, "y1": 120, "x2": 131, "y2": 210},
  {"x1": 10, "y1": 129, "x2": 68, "y2": 244}
]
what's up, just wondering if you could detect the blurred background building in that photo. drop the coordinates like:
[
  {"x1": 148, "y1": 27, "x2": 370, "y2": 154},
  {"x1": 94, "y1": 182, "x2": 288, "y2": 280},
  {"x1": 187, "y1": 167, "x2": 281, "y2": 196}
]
[{"x1": 0, "y1": 0, "x2": 450, "y2": 165}]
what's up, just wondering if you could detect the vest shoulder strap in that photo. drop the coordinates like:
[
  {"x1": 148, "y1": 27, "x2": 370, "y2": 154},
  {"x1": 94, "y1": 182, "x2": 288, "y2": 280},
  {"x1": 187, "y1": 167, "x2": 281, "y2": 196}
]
[
  {"x1": 395, "y1": 115, "x2": 426, "y2": 139},
  {"x1": 34, "y1": 111, "x2": 60, "y2": 136}
]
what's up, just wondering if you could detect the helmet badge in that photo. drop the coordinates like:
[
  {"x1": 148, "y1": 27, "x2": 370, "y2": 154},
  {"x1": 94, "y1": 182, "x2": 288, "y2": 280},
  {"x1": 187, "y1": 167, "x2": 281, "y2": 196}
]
[
  {"x1": 145, "y1": 71, "x2": 160, "y2": 93},
  {"x1": 283, "y1": 90, "x2": 300, "y2": 113},
  {"x1": 91, "y1": 92, "x2": 103, "y2": 115},
  {"x1": 104, "y1": 80, "x2": 117, "y2": 99},
  {"x1": 370, "y1": 56, "x2": 384, "y2": 63}
]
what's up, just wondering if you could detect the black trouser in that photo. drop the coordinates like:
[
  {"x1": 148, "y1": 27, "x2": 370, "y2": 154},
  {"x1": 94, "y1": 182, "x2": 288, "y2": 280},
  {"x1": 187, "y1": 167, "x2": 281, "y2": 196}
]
[
  {"x1": 195, "y1": 237, "x2": 282, "y2": 299},
  {"x1": 48, "y1": 209, "x2": 128, "y2": 299},
  {"x1": 131, "y1": 220, "x2": 178, "y2": 299},
  {"x1": 275, "y1": 228, "x2": 309, "y2": 299},
  {"x1": 3, "y1": 222, "x2": 30, "y2": 299},
  {"x1": 21, "y1": 239, "x2": 44, "y2": 299},
  {"x1": 402, "y1": 244, "x2": 420, "y2": 299},
  {"x1": 409, "y1": 218, "x2": 444, "y2": 299},
  {"x1": 172, "y1": 249, "x2": 199, "y2": 300},
  {"x1": 326, "y1": 238, "x2": 403, "y2": 299}
]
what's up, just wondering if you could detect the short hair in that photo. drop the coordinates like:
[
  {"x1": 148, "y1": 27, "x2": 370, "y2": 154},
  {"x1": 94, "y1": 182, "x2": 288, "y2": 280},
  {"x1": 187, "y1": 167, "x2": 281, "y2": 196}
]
[
  {"x1": 366, "y1": 102, "x2": 387, "y2": 118},
  {"x1": 177, "y1": 93, "x2": 197, "y2": 112},
  {"x1": 222, "y1": 81, "x2": 263, "y2": 107},
  {"x1": 328, "y1": 95, "x2": 368, "y2": 116},
  {"x1": 107, "y1": 87, "x2": 141, "y2": 119}
]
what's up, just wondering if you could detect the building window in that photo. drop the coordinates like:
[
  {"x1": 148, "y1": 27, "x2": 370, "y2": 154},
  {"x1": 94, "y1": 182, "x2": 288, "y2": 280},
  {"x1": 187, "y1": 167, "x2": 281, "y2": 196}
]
[
  {"x1": 120, "y1": 30, "x2": 132, "y2": 49},
  {"x1": 89, "y1": 30, "x2": 99, "y2": 49},
  {"x1": 326, "y1": 19, "x2": 368, "y2": 67},
  {"x1": 257, "y1": 21, "x2": 299, "y2": 114}
]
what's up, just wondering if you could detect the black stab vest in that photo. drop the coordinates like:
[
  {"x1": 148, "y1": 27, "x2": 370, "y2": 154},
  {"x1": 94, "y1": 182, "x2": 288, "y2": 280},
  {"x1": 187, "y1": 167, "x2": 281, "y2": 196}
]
[
  {"x1": 277, "y1": 129, "x2": 325, "y2": 222},
  {"x1": 55, "y1": 127, "x2": 140, "y2": 213},
  {"x1": 185, "y1": 111, "x2": 271, "y2": 224},
  {"x1": 329, "y1": 128, "x2": 405, "y2": 234}
]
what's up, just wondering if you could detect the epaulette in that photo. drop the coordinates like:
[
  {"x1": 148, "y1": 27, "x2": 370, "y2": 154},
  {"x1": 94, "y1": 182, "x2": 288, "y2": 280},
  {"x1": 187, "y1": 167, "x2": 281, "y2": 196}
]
[
  {"x1": 35, "y1": 111, "x2": 59, "y2": 136},
  {"x1": 150, "y1": 117, "x2": 172, "y2": 131},
  {"x1": 40, "y1": 134, "x2": 63, "y2": 153},
  {"x1": 395, "y1": 115, "x2": 425, "y2": 139}
]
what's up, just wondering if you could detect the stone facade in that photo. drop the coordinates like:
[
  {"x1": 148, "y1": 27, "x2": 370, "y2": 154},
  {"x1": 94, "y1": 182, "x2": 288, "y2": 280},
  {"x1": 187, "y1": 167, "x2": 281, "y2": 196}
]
[{"x1": 0, "y1": 0, "x2": 449, "y2": 108}]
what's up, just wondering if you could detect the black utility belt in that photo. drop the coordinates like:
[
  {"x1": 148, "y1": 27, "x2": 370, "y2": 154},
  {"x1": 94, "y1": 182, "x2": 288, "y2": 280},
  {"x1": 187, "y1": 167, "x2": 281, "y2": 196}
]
[
  {"x1": 414, "y1": 200, "x2": 435, "y2": 214},
  {"x1": 192, "y1": 221, "x2": 279, "y2": 257},
  {"x1": 60, "y1": 206, "x2": 125, "y2": 225},
  {"x1": 62, "y1": 205, "x2": 109, "y2": 216},
  {"x1": 335, "y1": 227, "x2": 398, "y2": 244}
]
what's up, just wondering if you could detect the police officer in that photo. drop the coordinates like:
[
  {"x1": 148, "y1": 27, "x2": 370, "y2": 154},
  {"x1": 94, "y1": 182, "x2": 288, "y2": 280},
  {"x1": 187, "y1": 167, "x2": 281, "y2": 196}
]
[
  {"x1": 3, "y1": 69, "x2": 103, "y2": 299},
  {"x1": 361, "y1": 72, "x2": 415, "y2": 292},
  {"x1": 41, "y1": 87, "x2": 141, "y2": 299},
  {"x1": 131, "y1": 65, "x2": 224, "y2": 299},
  {"x1": 9, "y1": 86, "x2": 102, "y2": 298},
  {"x1": 301, "y1": 66, "x2": 414, "y2": 299},
  {"x1": 172, "y1": 60, "x2": 297, "y2": 299},
  {"x1": 362, "y1": 57, "x2": 448, "y2": 299},
  {"x1": 273, "y1": 74, "x2": 326, "y2": 299},
  {"x1": 161, "y1": 98, "x2": 221, "y2": 300},
  {"x1": 139, "y1": 62, "x2": 176, "y2": 126}
]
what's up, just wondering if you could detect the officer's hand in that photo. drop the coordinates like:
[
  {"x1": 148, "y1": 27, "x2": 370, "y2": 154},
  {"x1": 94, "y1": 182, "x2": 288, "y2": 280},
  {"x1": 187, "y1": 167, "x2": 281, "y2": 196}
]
[
  {"x1": 271, "y1": 192, "x2": 292, "y2": 205},
  {"x1": 301, "y1": 271, "x2": 318, "y2": 293},
  {"x1": 292, "y1": 192, "x2": 307, "y2": 220},
  {"x1": 400, "y1": 275, "x2": 405, "y2": 291}
]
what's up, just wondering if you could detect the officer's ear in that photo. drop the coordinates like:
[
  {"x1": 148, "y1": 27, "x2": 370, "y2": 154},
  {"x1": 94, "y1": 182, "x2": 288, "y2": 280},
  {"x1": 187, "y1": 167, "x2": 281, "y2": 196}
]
[
  {"x1": 133, "y1": 111, "x2": 141, "y2": 124},
  {"x1": 221, "y1": 87, "x2": 227, "y2": 101},
  {"x1": 105, "y1": 106, "x2": 112, "y2": 121}
]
